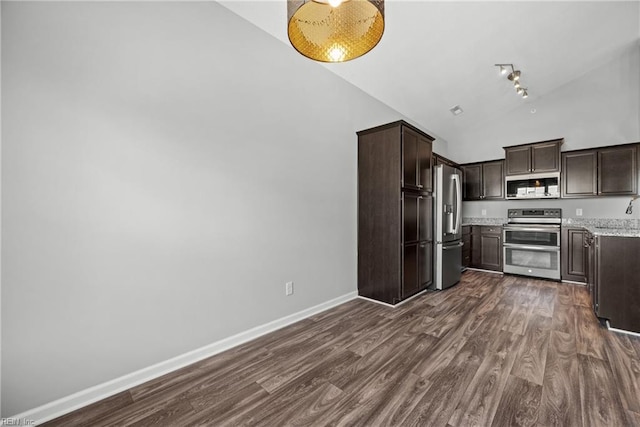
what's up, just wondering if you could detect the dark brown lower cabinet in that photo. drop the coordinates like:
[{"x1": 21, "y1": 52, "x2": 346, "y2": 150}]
[
  {"x1": 561, "y1": 228, "x2": 587, "y2": 282},
  {"x1": 462, "y1": 225, "x2": 471, "y2": 268},
  {"x1": 470, "y1": 226, "x2": 503, "y2": 271},
  {"x1": 403, "y1": 242, "x2": 432, "y2": 299},
  {"x1": 591, "y1": 236, "x2": 640, "y2": 333}
]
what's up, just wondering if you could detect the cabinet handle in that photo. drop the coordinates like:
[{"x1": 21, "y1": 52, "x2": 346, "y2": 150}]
[{"x1": 417, "y1": 184, "x2": 424, "y2": 189}]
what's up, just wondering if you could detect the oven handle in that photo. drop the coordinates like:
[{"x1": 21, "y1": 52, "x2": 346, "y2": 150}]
[
  {"x1": 503, "y1": 226, "x2": 561, "y2": 233},
  {"x1": 503, "y1": 243, "x2": 561, "y2": 252}
]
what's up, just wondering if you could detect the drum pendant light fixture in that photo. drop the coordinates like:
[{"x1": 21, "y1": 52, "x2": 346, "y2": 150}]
[{"x1": 287, "y1": 0, "x2": 385, "y2": 63}]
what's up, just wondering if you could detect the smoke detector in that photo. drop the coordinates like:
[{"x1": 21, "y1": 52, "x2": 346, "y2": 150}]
[{"x1": 449, "y1": 105, "x2": 464, "y2": 116}]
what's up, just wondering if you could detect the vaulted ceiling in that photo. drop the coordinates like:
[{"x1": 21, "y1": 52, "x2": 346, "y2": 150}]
[{"x1": 221, "y1": 1, "x2": 640, "y2": 149}]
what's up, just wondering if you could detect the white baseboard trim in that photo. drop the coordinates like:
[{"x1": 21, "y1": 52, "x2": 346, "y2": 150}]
[
  {"x1": 10, "y1": 291, "x2": 358, "y2": 426},
  {"x1": 606, "y1": 321, "x2": 640, "y2": 338},
  {"x1": 358, "y1": 289, "x2": 427, "y2": 308}
]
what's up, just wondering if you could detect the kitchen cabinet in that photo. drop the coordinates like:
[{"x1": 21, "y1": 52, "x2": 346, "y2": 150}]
[
  {"x1": 561, "y1": 150, "x2": 597, "y2": 198},
  {"x1": 561, "y1": 144, "x2": 638, "y2": 198},
  {"x1": 461, "y1": 160, "x2": 504, "y2": 200},
  {"x1": 588, "y1": 235, "x2": 640, "y2": 333},
  {"x1": 561, "y1": 228, "x2": 587, "y2": 282},
  {"x1": 471, "y1": 225, "x2": 503, "y2": 271},
  {"x1": 462, "y1": 225, "x2": 471, "y2": 269},
  {"x1": 357, "y1": 121, "x2": 434, "y2": 305},
  {"x1": 585, "y1": 232, "x2": 597, "y2": 312},
  {"x1": 403, "y1": 126, "x2": 433, "y2": 192},
  {"x1": 504, "y1": 139, "x2": 562, "y2": 176},
  {"x1": 598, "y1": 145, "x2": 638, "y2": 196}
]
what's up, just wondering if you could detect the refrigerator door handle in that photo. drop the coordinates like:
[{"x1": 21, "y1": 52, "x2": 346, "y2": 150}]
[
  {"x1": 442, "y1": 241, "x2": 464, "y2": 250},
  {"x1": 452, "y1": 173, "x2": 462, "y2": 234}
]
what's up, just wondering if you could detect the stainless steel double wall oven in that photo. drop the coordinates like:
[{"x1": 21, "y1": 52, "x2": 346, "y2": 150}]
[{"x1": 503, "y1": 208, "x2": 561, "y2": 280}]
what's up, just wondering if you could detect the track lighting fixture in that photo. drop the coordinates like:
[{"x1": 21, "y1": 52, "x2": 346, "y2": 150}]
[{"x1": 495, "y1": 63, "x2": 529, "y2": 99}]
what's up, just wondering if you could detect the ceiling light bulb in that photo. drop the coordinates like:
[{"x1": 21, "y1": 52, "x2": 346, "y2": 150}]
[
  {"x1": 328, "y1": 45, "x2": 346, "y2": 62},
  {"x1": 522, "y1": 90, "x2": 529, "y2": 98},
  {"x1": 514, "y1": 81, "x2": 521, "y2": 89},
  {"x1": 500, "y1": 66, "x2": 507, "y2": 75},
  {"x1": 517, "y1": 87, "x2": 524, "y2": 95},
  {"x1": 328, "y1": 0, "x2": 343, "y2": 7}
]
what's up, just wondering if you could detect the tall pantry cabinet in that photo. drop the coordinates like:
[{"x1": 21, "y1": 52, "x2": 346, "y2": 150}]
[{"x1": 357, "y1": 121, "x2": 434, "y2": 305}]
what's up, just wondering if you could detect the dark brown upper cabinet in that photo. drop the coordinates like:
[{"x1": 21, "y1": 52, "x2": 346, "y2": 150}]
[
  {"x1": 562, "y1": 151, "x2": 598, "y2": 198},
  {"x1": 504, "y1": 139, "x2": 562, "y2": 176},
  {"x1": 598, "y1": 145, "x2": 637, "y2": 196},
  {"x1": 461, "y1": 160, "x2": 504, "y2": 200},
  {"x1": 562, "y1": 144, "x2": 639, "y2": 198},
  {"x1": 402, "y1": 126, "x2": 433, "y2": 192}
]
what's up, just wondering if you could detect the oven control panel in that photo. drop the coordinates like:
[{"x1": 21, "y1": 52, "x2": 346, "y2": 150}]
[{"x1": 508, "y1": 208, "x2": 562, "y2": 219}]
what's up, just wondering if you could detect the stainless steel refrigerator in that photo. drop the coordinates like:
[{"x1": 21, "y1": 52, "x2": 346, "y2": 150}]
[{"x1": 434, "y1": 164, "x2": 463, "y2": 290}]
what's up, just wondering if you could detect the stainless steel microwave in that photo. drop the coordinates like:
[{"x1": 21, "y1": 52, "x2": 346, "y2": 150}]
[{"x1": 505, "y1": 172, "x2": 560, "y2": 199}]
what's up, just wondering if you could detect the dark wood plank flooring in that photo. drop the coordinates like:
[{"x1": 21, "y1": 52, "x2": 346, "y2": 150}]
[{"x1": 42, "y1": 271, "x2": 640, "y2": 426}]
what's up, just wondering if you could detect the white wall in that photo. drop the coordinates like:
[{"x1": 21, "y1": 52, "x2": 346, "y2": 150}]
[
  {"x1": 451, "y1": 42, "x2": 640, "y2": 164},
  {"x1": 455, "y1": 42, "x2": 640, "y2": 221},
  {"x1": 1, "y1": 2, "x2": 410, "y2": 416}
]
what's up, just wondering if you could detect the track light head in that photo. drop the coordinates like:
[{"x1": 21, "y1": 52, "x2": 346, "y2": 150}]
[{"x1": 508, "y1": 70, "x2": 521, "y2": 82}]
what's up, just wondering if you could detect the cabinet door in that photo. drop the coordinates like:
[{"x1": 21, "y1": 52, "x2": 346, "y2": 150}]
[
  {"x1": 419, "y1": 242, "x2": 433, "y2": 289},
  {"x1": 590, "y1": 236, "x2": 598, "y2": 315},
  {"x1": 462, "y1": 225, "x2": 471, "y2": 269},
  {"x1": 479, "y1": 227, "x2": 502, "y2": 271},
  {"x1": 482, "y1": 160, "x2": 504, "y2": 199},
  {"x1": 402, "y1": 127, "x2": 420, "y2": 190},
  {"x1": 585, "y1": 234, "x2": 594, "y2": 305},
  {"x1": 562, "y1": 151, "x2": 597, "y2": 198},
  {"x1": 418, "y1": 135, "x2": 433, "y2": 192},
  {"x1": 505, "y1": 146, "x2": 531, "y2": 175},
  {"x1": 598, "y1": 145, "x2": 638, "y2": 196},
  {"x1": 462, "y1": 164, "x2": 482, "y2": 200},
  {"x1": 531, "y1": 141, "x2": 560, "y2": 172},
  {"x1": 561, "y1": 228, "x2": 587, "y2": 282},
  {"x1": 403, "y1": 193, "x2": 419, "y2": 243},
  {"x1": 471, "y1": 226, "x2": 481, "y2": 267},
  {"x1": 403, "y1": 243, "x2": 419, "y2": 299},
  {"x1": 418, "y1": 195, "x2": 433, "y2": 242},
  {"x1": 595, "y1": 236, "x2": 640, "y2": 332},
  {"x1": 480, "y1": 234, "x2": 502, "y2": 271}
]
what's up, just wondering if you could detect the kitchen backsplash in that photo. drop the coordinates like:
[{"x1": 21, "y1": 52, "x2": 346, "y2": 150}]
[{"x1": 462, "y1": 196, "x2": 640, "y2": 220}]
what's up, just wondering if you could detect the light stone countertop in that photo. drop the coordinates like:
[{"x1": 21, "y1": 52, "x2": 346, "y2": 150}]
[
  {"x1": 562, "y1": 218, "x2": 640, "y2": 238},
  {"x1": 460, "y1": 218, "x2": 640, "y2": 236},
  {"x1": 461, "y1": 217, "x2": 506, "y2": 227}
]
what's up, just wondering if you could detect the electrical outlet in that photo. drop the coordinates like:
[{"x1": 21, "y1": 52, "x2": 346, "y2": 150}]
[
  {"x1": 481, "y1": 209, "x2": 487, "y2": 216},
  {"x1": 576, "y1": 208, "x2": 583, "y2": 216},
  {"x1": 285, "y1": 281, "x2": 294, "y2": 296}
]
